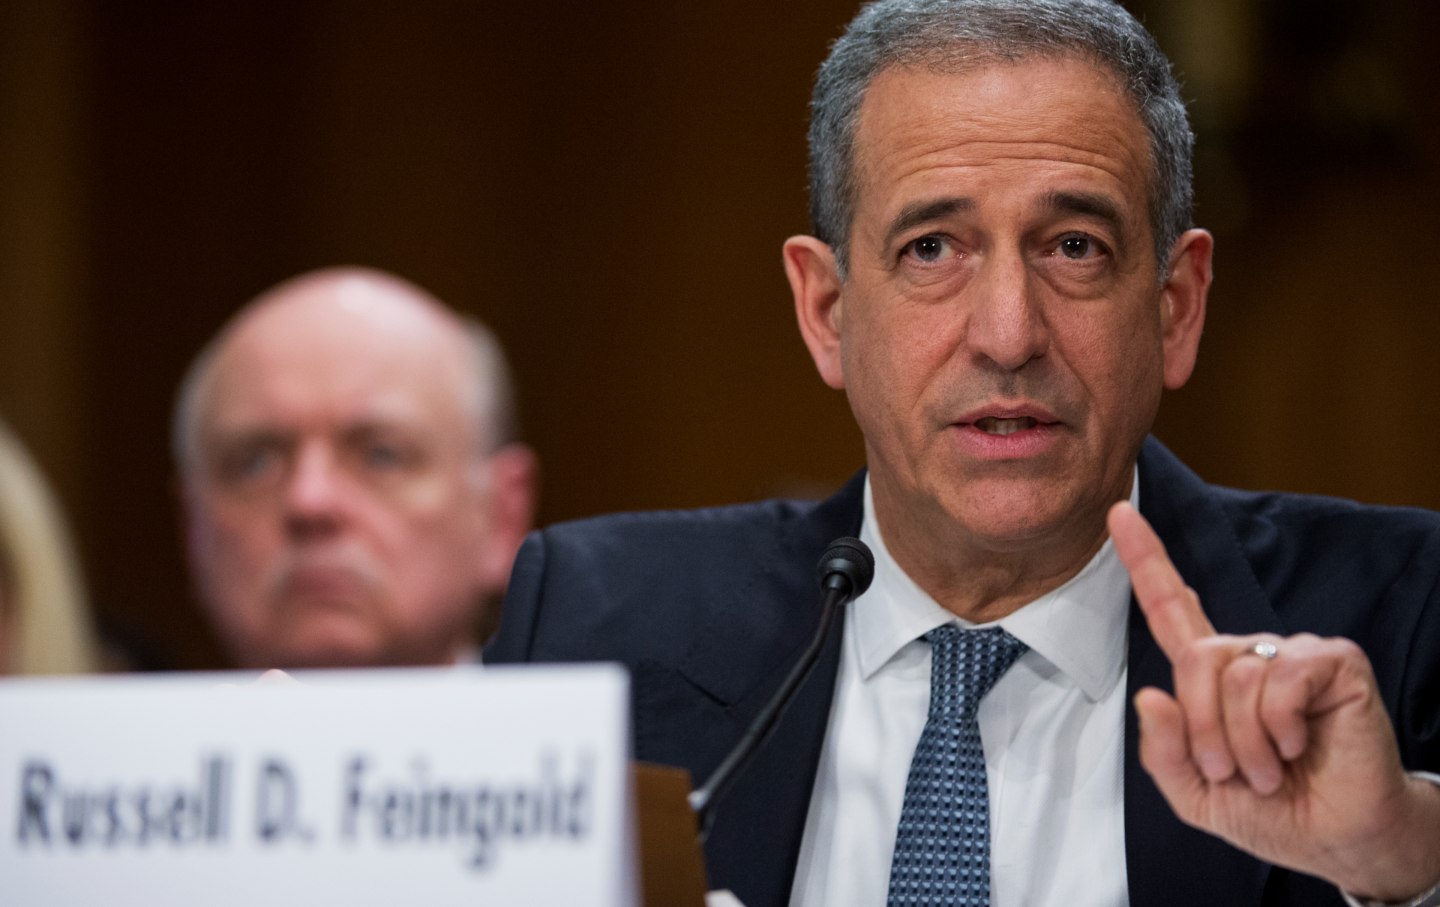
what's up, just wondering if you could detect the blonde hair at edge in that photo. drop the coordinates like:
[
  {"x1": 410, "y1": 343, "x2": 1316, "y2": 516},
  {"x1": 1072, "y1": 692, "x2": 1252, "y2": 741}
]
[{"x1": 0, "y1": 418, "x2": 99, "y2": 675}]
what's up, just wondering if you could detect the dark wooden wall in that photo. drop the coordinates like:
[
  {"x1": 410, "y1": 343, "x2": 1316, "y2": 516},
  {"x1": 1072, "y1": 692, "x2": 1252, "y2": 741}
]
[{"x1": 1, "y1": 0, "x2": 1436, "y2": 669}]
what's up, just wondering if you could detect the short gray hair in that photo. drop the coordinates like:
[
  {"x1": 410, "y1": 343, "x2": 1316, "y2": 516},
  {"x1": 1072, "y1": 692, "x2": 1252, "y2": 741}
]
[
  {"x1": 809, "y1": 0, "x2": 1194, "y2": 276},
  {"x1": 461, "y1": 316, "x2": 521, "y2": 452}
]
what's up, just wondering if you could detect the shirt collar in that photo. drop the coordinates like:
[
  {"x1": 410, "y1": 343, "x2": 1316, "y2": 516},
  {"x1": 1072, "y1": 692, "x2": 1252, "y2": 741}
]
[{"x1": 853, "y1": 473, "x2": 1135, "y2": 701}]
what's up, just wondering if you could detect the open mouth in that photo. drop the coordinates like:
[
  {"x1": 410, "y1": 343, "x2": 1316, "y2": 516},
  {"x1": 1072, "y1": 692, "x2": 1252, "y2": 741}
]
[{"x1": 974, "y1": 416, "x2": 1038, "y2": 436}]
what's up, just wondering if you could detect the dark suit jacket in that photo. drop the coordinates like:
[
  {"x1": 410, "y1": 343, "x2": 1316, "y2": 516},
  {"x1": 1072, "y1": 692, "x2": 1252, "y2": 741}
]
[{"x1": 485, "y1": 437, "x2": 1440, "y2": 907}]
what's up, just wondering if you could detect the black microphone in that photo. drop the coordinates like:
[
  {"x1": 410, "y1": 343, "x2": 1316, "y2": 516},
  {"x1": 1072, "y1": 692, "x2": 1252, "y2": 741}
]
[{"x1": 688, "y1": 536, "x2": 875, "y2": 838}]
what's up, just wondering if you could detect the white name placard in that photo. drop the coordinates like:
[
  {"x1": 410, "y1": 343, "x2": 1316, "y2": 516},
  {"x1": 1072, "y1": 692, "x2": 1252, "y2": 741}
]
[{"x1": 0, "y1": 664, "x2": 635, "y2": 906}]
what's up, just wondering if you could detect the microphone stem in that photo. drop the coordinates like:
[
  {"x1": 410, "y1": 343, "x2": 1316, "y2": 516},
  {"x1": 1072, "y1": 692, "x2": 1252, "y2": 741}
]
[{"x1": 688, "y1": 582, "x2": 846, "y2": 840}]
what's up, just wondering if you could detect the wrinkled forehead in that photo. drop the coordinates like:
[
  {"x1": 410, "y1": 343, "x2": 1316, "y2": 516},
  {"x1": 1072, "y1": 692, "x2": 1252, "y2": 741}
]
[
  {"x1": 858, "y1": 48, "x2": 1148, "y2": 153},
  {"x1": 849, "y1": 53, "x2": 1155, "y2": 220}
]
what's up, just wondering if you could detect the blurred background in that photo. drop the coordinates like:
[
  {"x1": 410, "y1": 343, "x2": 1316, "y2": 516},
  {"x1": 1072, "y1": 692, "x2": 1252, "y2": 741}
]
[{"x1": 1, "y1": 0, "x2": 1437, "y2": 669}]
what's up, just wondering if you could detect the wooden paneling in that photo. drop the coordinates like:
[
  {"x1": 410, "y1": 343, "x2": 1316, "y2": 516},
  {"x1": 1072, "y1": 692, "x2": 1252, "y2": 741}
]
[{"x1": 1, "y1": 0, "x2": 1435, "y2": 669}]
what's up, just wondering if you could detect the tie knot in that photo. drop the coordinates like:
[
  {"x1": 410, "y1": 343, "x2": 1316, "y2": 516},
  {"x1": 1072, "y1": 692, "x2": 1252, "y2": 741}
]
[{"x1": 924, "y1": 625, "x2": 1027, "y2": 719}]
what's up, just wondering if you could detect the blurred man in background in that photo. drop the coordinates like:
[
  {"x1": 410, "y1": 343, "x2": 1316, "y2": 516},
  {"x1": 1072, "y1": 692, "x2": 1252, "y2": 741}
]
[{"x1": 175, "y1": 267, "x2": 536, "y2": 669}]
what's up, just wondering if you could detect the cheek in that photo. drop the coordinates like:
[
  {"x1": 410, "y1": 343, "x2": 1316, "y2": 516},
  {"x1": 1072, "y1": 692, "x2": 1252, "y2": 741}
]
[
  {"x1": 1111, "y1": 313, "x2": 1167, "y2": 397},
  {"x1": 1058, "y1": 309, "x2": 1167, "y2": 432},
  {"x1": 373, "y1": 485, "x2": 487, "y2": 576},
  {"x1": 188, "y1": 508, "x2": 277, "y2": 640},
  {"x1": 844, "y1": 300, "x2": 956, "y2": 406},
  {"x1": 377, "y1": 512, "x2": 490, "y2": 629},
  {"x1": 384, "y1": 472, "x2": 454, "y2": 511},
  {"x1": 1059, "y1": 294, "x2": 1164, "y2": 373},
  {"x1": 195, "y1": 502, "x2": 278, "y2": 573}
]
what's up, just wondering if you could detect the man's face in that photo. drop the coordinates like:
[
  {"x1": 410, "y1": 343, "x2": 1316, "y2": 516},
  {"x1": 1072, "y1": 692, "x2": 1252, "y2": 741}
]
[
  {"x1": 183, "y1": 293, "x2": 514, "y2": 668},
  {"x1": 791, "y1": 57, "x2": 1208, "y2": 587}
]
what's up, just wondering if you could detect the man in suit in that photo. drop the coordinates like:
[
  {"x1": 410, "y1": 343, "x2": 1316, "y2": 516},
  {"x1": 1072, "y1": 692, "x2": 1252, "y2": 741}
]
[
  {"x1": 176, "y1": 267, "x2": 537, "y2": 669},
  {"x1": 486, "y1": 1, "x2": 1440, "y2": 904}
]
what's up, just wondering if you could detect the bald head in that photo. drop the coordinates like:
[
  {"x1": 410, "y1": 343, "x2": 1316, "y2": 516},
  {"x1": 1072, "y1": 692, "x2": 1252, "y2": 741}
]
[
  {"x1": 175, "y1": 267, "x2": 515, "y2": 472},
  {"x1": 177, "y1": 268, "x2": 535, "y2": 669}
]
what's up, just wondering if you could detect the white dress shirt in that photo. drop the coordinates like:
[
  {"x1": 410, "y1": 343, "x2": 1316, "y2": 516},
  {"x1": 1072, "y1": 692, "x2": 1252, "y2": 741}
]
[
  {"x1": 789, "y1": 476, "x2": 1135, "y2": 907},
  {"x1": 783, "y1": 476, "x2": 1440, "y2": 907}
]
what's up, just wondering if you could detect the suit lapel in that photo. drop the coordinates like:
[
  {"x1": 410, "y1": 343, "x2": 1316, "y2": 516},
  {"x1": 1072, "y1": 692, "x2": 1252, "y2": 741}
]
[
  {"x1": 634, "y1": 472, "x2": 865, "y2": 907},
  {"x1": 702, "y1": 592, "x2": 848, "y2": 906},
  {"x1": 1125, "y1": 439, "x2": 1284, "y2": 906}
]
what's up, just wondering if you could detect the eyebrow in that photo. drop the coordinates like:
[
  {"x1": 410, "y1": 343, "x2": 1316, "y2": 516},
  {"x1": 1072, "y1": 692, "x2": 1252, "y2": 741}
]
[
  {"x1": 1040, "y1": 190, "x2": 1126, "y2": 237},
  {"x1": 207, "y1": 425, "x2": 291, "y2": 448},
  {"x1": 882, "y1": 196, "x2": 974, "y2": 250},
  {"x1": 880, "y1": 190, "x2": 1131, "y2": 253}
]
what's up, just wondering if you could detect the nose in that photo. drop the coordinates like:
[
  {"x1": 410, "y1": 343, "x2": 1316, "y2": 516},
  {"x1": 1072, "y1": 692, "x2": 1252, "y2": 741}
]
[
  {"x1": 283, "y1": 443, "x2": 344, "y2": 537},
  {"x1": 964, "y1": 251, "x2": 1049, "y2": 371}
]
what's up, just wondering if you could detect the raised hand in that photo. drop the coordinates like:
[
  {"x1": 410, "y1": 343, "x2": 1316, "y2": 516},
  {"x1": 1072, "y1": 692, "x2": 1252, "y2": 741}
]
[{"x1": 1107, "y1": 501, "x2": 1440, "y2": 903}]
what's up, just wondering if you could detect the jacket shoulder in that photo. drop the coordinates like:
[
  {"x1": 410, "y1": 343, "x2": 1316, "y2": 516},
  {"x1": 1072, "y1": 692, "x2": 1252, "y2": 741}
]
[
  {"x1": 533, "y1": 496, "x2": 828, "y2": 574},
  {"x1": 1214, "y1": 485, "x2": 1440, "y2": 589},
  {"x1": 487, "y1": 475, "x2": 866, "y2": 665}
]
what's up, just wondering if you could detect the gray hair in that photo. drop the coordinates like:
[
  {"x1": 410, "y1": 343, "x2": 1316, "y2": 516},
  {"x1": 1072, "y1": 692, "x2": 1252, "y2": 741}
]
[
  {"x1": 809, "y1": 0, "x2": 1194, "y2": 276},
  {"x1": 461, "y1": 316, "x2": 521, "y2": 452},
  {"x1": 171, "y1": 291, "x2": 521, "y2": 474}
]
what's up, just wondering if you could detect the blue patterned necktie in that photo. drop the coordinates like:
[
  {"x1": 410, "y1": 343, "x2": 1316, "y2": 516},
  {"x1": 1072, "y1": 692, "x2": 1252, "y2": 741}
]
[{"x1": 886, "y1": 624, "x2": 1029, "y2": 906}]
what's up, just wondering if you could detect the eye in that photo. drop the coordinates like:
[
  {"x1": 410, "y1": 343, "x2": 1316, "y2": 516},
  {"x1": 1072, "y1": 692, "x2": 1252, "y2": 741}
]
[
  {"x1": 362, "y1": 441, "x2": 405, "y2": 470},
  {"x1": 1056, "y1": 233, "x2": 1105, "y2": 260},
  {"x1": 216, "y1": 443, "x2": 282, "y2": 485},
  {"x1": 902, "y1": 234, "x2": 954, "y2": 264}
]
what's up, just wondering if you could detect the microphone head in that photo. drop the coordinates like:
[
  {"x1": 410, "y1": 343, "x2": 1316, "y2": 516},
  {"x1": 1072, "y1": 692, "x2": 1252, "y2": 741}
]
[{"x1": 815, "y1": 536, "x2": 875, "y2": 600}]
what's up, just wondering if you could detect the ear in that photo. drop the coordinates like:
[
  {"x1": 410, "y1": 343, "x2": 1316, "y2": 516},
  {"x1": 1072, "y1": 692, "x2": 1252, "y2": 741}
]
[
  {"x1": 784, "y1": 235, "x2": 846, "y2": 390},
  {"x1": 475, "y1": 443, "x2": 539, "y2": 594},
  {"x1": 1159, "y1": 228, "x2": 1213, "y2": 390}
]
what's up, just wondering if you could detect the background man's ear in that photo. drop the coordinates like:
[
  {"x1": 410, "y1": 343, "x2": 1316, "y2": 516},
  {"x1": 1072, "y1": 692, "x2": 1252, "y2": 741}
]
[
  {"x1": 784, "y1": 235, "x2": 846, "y2": 390},
  {"x1": 476, "y1": 442, "x2": 539, "y2": 594}
]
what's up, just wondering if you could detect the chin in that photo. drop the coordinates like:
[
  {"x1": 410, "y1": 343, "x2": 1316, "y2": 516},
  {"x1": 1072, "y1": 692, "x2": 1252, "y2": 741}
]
[
  {"x1": 965, "y1": 519, "x2": 1066, "y2": 552},
  {"x1": 947, "y1": 489, "x2": 1094, "y2": 550},
  {"x1": 267, "y1": 614, "x2": 387, "y2": 669}
]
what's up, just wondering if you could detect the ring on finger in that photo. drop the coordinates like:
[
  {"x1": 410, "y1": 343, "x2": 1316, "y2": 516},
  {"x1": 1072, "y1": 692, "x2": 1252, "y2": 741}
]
[{"x1": 1249, "y1": 640, "x2": 1279, "y2": 661}]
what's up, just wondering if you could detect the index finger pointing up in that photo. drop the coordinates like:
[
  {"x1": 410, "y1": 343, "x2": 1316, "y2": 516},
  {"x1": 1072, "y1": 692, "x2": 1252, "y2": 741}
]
[{"x1": 1108, "y1": 500, "x2": 1216, "y2": 658}]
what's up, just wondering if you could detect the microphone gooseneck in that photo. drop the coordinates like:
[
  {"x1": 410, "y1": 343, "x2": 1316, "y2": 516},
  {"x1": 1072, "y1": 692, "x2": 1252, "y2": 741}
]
[{"x1": 688, "y1": 536, "x2": 875, "y2": 839}]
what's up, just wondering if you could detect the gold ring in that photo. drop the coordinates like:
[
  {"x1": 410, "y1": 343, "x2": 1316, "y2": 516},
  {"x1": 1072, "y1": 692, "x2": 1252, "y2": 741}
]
[{"x1": 1250, "y1": 641, "x2": 1278, "y2": 660}]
